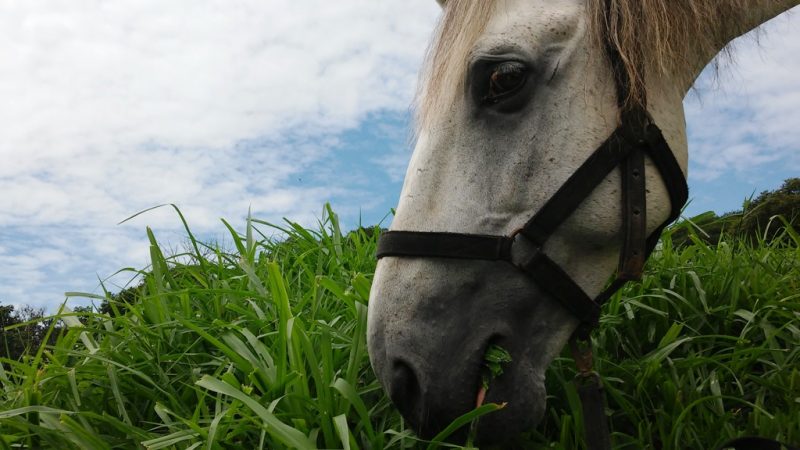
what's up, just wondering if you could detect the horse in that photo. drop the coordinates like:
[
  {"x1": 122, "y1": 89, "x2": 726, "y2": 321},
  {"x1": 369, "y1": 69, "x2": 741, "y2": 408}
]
[{"x1": 366, "y1": 0, "x2": 799, "y2": 445}]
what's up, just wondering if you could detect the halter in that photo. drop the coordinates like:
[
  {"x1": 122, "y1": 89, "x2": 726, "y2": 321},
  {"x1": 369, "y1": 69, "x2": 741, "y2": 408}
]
[{"x1": 375, "y1": 31, "x2": 688, "y2": 339}]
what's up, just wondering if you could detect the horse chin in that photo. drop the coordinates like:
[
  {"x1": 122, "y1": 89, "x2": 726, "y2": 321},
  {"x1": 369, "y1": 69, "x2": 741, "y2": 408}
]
[{"x1": 401, "y1": 357, "x2": 547, "y2": 445}]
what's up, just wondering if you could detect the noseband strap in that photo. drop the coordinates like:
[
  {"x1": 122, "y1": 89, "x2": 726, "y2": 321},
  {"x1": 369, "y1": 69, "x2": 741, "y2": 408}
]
[
  {"x1": 376, "y1": 231, "x2": 513, "y2": 261},
  {"x1": 376, "y1": 16, "x2": 688, "y2": 333}
]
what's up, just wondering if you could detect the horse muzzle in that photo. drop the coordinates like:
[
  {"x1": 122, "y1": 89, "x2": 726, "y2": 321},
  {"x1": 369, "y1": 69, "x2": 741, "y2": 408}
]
[{"x1": 367, "y1": 257, "x2": 556, "y2": 444}]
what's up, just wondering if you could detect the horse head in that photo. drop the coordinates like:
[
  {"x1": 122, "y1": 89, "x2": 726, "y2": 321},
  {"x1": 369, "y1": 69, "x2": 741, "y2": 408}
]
[{"x1": 367, "y1": 0, "x2": 796, "y2": 443}]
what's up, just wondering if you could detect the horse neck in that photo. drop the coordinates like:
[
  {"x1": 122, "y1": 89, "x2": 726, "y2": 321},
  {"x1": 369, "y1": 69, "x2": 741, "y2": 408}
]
[{"x1": 679, "y1": 0, "x2": 799, "y2": 95}]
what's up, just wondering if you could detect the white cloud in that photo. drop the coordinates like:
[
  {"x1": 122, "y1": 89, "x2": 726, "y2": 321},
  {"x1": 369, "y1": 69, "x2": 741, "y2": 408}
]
[
  {"x1": 685, "y1": 11, "x2": 800, "y2": 182},
  {"x1": 0, "y1": 0, "x2": 440, "y2": 310},
  {"x1": 0, "y1": 1, "x2": 437, "y2": 154},
  {"x1": 0, "y1": 0, "x2": 440, "y2": 226}
]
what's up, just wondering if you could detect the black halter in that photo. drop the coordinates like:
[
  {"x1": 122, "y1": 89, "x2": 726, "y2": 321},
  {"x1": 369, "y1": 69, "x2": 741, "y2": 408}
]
[{"x1": 376, "y1": 36, "x2": 688, "y2": 337}]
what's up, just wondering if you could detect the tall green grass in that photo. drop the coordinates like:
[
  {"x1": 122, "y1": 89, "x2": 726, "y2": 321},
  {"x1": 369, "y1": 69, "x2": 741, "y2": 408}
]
[
  {"x1": 0, "y1": 206, "x2": 797, "y2": 449},
  {"x1": 534, "y1": 218, "x2": 800, "y2": 449}
]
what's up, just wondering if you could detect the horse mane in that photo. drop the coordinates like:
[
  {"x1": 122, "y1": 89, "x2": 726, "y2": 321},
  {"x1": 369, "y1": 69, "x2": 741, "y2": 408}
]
[
  {"x1": 415, "y1": 0, "x2": 497, "y2": 134},
  {"x1": 416, "y1": 0, "x2": 759, "y2": 133},
  {"x1": 588, "y1": 0, "x2": 758, "y2": 106}
]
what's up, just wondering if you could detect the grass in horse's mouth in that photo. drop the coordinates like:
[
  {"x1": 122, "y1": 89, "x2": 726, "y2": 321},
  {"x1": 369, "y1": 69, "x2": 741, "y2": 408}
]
[
  {"x1": 476, "y1": 344, "x2": 513, "y2": 407},
  {"x1": 464, "y1": 344, "x2": 513, "y2": 446}
]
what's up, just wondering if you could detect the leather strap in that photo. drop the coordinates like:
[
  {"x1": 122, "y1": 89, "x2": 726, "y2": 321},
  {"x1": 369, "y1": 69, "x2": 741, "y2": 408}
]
[
  {"x1": 570, "y1": 336, "x2": 611, "y2": 450},
  {"x1": 518, "y1": 252, "x2": 601, "y2": 326},
  {"x1": 618, "y1": 146, "x2": 647, "y2": 280},
  {"x1": 576, "y1": 374, "x2": 611, "y2": 450}
]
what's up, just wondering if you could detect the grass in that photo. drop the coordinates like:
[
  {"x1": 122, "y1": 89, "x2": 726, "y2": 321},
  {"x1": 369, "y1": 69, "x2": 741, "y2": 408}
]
[{"x1": 0, "y1": 205, "x2": 798, "y2": 449}]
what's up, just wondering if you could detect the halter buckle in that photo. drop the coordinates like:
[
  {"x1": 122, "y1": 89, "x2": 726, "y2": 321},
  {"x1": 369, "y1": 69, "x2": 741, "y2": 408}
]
[
  {"x1": 508, "y1": 227, "x2": 543, "y2": 272},
  {"x1": 569, "y1": 334, "x2": 595, "y2": 376}
]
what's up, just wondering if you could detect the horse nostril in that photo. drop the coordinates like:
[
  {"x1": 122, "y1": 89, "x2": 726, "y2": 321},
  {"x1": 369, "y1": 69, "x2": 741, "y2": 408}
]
[{"x1": 390, "y1": 360, "x2": 421, "y2": 415}]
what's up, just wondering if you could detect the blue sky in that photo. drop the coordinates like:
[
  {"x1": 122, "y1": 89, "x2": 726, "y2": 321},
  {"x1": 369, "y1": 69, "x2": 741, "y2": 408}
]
[{"x1": 1, "y1": 1, "x2": 798, "y2": 311}]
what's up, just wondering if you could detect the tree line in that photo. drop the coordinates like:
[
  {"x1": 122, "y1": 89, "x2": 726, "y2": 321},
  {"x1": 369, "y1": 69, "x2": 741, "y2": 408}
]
[{"x1": 671, "y1": 177, "x2": 800, "y2": 246}]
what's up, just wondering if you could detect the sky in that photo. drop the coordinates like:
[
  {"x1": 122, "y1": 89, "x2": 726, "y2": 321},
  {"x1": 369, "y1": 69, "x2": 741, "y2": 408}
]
[{"x1": 1, "y1": 2, "x2": 798, "y2": 312}]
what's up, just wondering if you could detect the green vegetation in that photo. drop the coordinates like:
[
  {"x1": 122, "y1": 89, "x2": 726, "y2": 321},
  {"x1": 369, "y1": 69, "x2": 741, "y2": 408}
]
[
  {"x1": 1, "y1": 304, "x2": 51, "y2": 363},
  {"x1": 1, "y1": 304, "x2": 93, "y2": 362},
  {"x1": 1, "y1": 204, "x2": 798, "y2": 449},
  {"x1": 531, "y1": 218, "x2": 800, "y2": 450},
  {"x1": 672, "y1": 177, "x2": 800, "y2": 246},
  {"x1": 480, "y1": 345, "x2": 513, "y2": 393}
]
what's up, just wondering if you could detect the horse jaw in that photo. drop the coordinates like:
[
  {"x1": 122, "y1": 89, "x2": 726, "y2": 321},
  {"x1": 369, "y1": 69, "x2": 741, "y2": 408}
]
[{"x1": 368, "y1": 0, "x2": 687, "y2": 443}]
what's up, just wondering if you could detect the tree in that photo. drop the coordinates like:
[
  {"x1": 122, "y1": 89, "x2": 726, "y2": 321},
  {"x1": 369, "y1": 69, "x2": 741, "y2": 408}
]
[
  {"x1": 0, "y1": 303, "x2": 50, "y2": 361},
  {"x1": 739, "y1": 178, "x2": 800, "y2": 241},
  {"x1": 671, "y1": 178, "x2": 800, "y2": 246},
  {"x1": 99, "y1": 284, "x2": 143, "y2": 317}
]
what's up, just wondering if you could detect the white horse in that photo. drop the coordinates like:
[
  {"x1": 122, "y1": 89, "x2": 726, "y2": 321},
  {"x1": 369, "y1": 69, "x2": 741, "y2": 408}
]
[{"x1": 367, "y1": 0, "x2": 799, "y2": 444}]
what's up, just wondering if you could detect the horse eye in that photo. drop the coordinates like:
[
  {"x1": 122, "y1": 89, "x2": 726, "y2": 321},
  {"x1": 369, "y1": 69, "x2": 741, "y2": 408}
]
[{"x1": 483, "y1": 61, "x2": 527, "y2": 103}]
